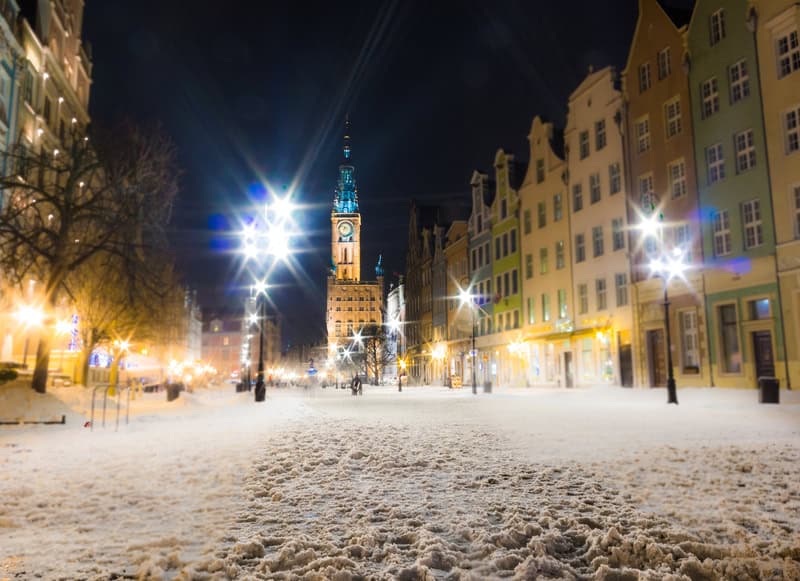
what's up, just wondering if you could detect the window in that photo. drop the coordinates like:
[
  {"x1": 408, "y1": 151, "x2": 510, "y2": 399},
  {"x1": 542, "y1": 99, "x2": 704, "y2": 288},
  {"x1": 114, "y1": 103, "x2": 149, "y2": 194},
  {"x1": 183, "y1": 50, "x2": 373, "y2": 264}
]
[
  {"x1": 579, "y1": 130, "x2": 590, "y2": 159},
  {"x1": 609, "y1": 163, "x2": 621, "y2": 195},
  {"x1": 578, "y1": 284, "x2": 588, "y2": 314},
  {"x1": 536, "y1": 159, "x2": 545, "y2": 183},
  {"x1": 742, "y1": 199, "x2": 763, "y2": 249},
  {"x1": 729, "y1": 59, "x2": 750, "y2": 103},
  {"x1": 592, "y1": 226, "x2": 604, "y2": 257},
  {"x1": 223, "y1": 336, "x2": 229, "y2": 346},
  {"x1": 502, "y1": 232, "x2": 509, "y2": 256},
  {"x1": 750, "y1": 298, "x2": 771, "y2": 320},
  {"x1": 777, "y1": 29, "x2": 800, "y2": 79},
  {"x1": 539, "y1": 248, "x2": 548, "y2": 274},
  {"x1": 553, "y1": 194, "x2": 563, "y2": 221},
  {"x1": 496, "y1": 275, "x2": 502, "y2": 296},
  {"x1": 525, "y1": 253, "x2": 533, "y2": 279},
  {"x1": 513, "y1": 309, "x2": 519, "y2": 329},
  {"x1": 711, "y1": 9, "x2": 726, "y2": 46},
  {"x1": 23, "y1": 68, "x2": 33, "y2": 104},
  {"x1": 664, "y1": 97, "x2": 682, "y2": 138},
  {"x1": 612, "y1": 218, "x2": 625, "y2": 251},
  {"x1": 511, "y1": 229, "x2": 517, "y2": 253},
  {"x1": 702, "y1": 77, "x2": 719, "y2": 118},
  {"x1": 640, "y1": 172, "x2": 657, "y2": 213},
  {"x1": 734, "y1": 129, "x2": 756, "y2": 173},
  {"x1": 590, "y1": 173, "x2": 601, "y2": 204},
  {"x1": 785, "y1": 105, "x2": 800, "y2": 154},
  {"x1": 495, "y1": 237, "x2": 501, "y2": 260},
  {"x1": 575, "y1": 234, "x2": 585, "y2": 263},
  {"x1": 639, "y1": 62, "x2": 651, "y2": 92},
  {"x1": 595, "y1": 119, "x2": 606, "y2": 151},
  {"x1": 537, "y1": 202, "x2": 546, "y2": 228},
  {"x1": 596, "y1": 278, "x2": 607, "y2": 310},
  {"x1": 478, "y1": 245, "x2": 483, "y2": 267},
  {"x1": 477, "y1": 214, "x2": 483, "y2": 233},
  {"x1": 680, "y1": 311, "x2": 700, "y2": 371},
  {"x1": 636, "y1": 116, "x2": 650, "y2": 153},
  {"x1": 615, "y1": 273, "x2": 628, "y2": 307},
  {"x1": 511, "y1": 270, "x2": 518, "y2": 294},
  {"x1": 673, "y1": 223, "x2": 692, "y2": 262},
  {"x1": 572, "y1": 183, "x2": 583, "y2": 212},
  {"x1": 713, "y1": 210, "x2": 731, "y2": 256},
  {"x1": 795, "y1": 185, "x2": 800, "y2": 237},
  {"x1": 542, "y1": 294, "x2": 551, "y2": 322},
  {"x1": 43, "y1": 97, "x2": 52, "y2": 126},
  {"x1": 669, "y1": 158, "x2": 687, "y2": 199},
  {"x1": 501, "y1": 198, "x2": 508, "y2": 219},
  {"x1": 523, "y1": 209, "x2": 532, "y2": 234},
  {"x1": 527, "y1": 297, "x2": 535, "y2": 324},
  {"x1": 558, "y1": 289, "x2": 567, "y2": 319},
  {"x1": 471, "y1": 249, "x2": 477, "y2": 272},
  {"x1": 707, "y1": 143, "x2": 725, "y2": 184},
  {"x1": 718, "y1": 304, "x2": 741, "y2": 373},
  {"x1": 504, "y1": 272, "x2": 510, "y2": 297},
  {"x1": 556, "y1": 240, "x2": 565, "y2": 270},
  {"x1": 658, "y1": 47, "x2": 671, "y2": 80}
]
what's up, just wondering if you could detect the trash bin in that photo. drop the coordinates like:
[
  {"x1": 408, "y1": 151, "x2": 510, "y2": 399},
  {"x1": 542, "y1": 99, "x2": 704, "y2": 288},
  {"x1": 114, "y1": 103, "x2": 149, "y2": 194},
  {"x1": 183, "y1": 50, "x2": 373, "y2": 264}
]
[
  {"x1": 483, "y1": 381, "x2": 492, "y2": 393},
  {"x1": 166, "y1": 384, "x2": 181, "y2": 402},
  {"x1": 758, "y1": 377, "x2": 779, "y2": 404}
]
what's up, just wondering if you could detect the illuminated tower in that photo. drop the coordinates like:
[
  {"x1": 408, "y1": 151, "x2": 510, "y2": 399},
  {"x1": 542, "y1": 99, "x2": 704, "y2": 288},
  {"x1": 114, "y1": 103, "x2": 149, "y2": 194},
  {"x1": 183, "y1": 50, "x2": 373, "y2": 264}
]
[{"x1": 331, "y1": 116, "x2": 362, "y2": 281}]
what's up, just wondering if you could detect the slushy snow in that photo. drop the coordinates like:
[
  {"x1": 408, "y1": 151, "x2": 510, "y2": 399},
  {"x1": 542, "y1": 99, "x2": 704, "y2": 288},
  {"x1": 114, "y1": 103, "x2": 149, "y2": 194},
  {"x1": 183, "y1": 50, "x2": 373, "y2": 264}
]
[{"x1": 1, "y1": 383, "x2": 798, "y2": 580}]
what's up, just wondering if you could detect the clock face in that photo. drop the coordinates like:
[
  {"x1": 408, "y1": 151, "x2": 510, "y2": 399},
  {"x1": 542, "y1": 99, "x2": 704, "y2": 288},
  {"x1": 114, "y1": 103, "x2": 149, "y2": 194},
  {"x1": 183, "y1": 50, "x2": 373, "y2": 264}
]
[{"x1": 338, "y1": 221, "x2": 353, "y2": 239}]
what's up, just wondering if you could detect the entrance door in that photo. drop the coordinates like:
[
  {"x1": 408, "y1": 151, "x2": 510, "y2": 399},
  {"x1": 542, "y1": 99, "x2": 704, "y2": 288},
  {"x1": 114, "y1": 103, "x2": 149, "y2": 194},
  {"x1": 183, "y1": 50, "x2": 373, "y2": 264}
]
[
  {"x1": 752, "y1": 331, "x2": 775, "y2": 378},
  {"x1": 564, "y1": 352, "x2": 574, "y2": 388},
  {"x1": 646, "y1": 329, "x2": 667, "y2": 387},
  {"x1": 619, "y1": 343, "x2": 633, "y2": 387}
]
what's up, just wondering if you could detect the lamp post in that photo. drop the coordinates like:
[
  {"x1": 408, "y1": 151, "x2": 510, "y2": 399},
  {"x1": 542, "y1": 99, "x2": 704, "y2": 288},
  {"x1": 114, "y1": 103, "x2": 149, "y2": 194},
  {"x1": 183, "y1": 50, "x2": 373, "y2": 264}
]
[
  {"x1": 458, "y1": 286, "x2": 477, "y2": 395},
  {"x1": 240, "y1": 193, "x2": 295, "y2": 403},
  {"x1": 14, "y1": 304, "x2": 44, "y2": 369}
]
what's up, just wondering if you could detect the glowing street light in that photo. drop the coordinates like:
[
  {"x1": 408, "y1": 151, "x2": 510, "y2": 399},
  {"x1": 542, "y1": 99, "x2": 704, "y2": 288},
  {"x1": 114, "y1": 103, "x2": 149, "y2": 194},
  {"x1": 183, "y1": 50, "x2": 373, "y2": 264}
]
[
  {"x1": 14, "y1": 304, "x2": 44, "y2": 369},
  {"x1": 458, "y1": 283, "x2": 478, "y2": 395}
]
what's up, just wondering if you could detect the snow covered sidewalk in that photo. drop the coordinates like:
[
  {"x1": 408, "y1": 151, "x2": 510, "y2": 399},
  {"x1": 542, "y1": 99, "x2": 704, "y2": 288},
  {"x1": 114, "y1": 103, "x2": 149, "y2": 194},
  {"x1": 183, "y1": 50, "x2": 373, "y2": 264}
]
[{"x1": 1, "y1": 384, "x2": 798, "y2": 579}]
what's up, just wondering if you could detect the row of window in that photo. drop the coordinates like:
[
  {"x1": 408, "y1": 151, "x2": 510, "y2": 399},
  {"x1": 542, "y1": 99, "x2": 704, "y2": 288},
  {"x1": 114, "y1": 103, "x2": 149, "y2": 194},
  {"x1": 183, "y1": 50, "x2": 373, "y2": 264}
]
[
  {"x1": 495, "y1": 269, "x2": 519, "y2": 298},
  {"x1": 635, "y1": 96, "x2": 683, "y2": 155},
  {"x1": 704, "y1": 128, "x2": 758, "y2": 185},
  {"x1": 571, "y1": 163, "x2": 622, "y2": 212},
  {"x1": 577, "y1": 118, "x2": 607, "y2": 161},
  {"x1": 493, "y1": 229, "x2": 518, "y2": 260},
  {"x1": 333, "y1": 306, "x2": 380, "y2": 312},
  {"x1": 701, "y1": 59, "x2": 751, "y2": 119},
  {"x1": 470, "y1": 241, "x2": 492, "y2": 271},
  {"x1": 333, "y1": 320, "x2": 379, "y2": 336},
  {"x1": 711, "y1": 199, "x2": 763, "y2": 256},
  {"x1": 523, "y1": 193, "x2": 565, "y2": 234},
  {"x1": 331, "y1": 295, "x2": 376, "y2": 302},
  {"x1": 524, "y1": 241, "x2": 566, "y2": 278},
  {"x1": 639, "y1": 47, "x2": 673, "y2": 94},
  {"x1": 574, "y1": 219, "x2": 626, "y2": 263}
]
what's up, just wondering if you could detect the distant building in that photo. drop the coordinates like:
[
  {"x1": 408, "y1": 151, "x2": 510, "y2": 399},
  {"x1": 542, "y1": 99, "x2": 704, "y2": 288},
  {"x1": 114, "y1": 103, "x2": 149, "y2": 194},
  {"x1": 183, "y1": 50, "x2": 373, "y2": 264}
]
[
  {"x1": 202, "y1": 317, "x2": 244, "y2": 378},
  {"x1": 385, "y1": 278, "x2": 405, "y2": 379},
  {"x1": 325, "y1": 117, "x2": 384, "y2": 359},
  {"x1": 185, "y1": 290, "x2": 202, "y2": 362}
]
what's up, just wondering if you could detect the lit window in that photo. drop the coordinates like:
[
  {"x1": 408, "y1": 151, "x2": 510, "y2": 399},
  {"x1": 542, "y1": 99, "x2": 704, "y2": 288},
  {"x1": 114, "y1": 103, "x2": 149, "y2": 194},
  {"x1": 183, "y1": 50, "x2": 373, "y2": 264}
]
[
  {"x1": 639, "y1": 62, "x2": 651, "y2": 93},
  {"x1": 573, "y1": 183, "x2": 583, "y2": 212},
  {"x1": 711, "y1": 9, "x2": 726, "y2": 46},
  {"x1": 639, "y1": 174, "x2": 655, "y2": 212},
  {"x1": 777, "y1": 29, "x2": 800, "y2": 79},
  {"x1": 590, "y1": 173, "x2": 601, "y2": 204},
  {"x1": 669, "y1": 158, "x2": 687, "y2": 199},
  {"x1": 702, "y1": 77, "x2": 719, "y2": 118},
  {"x1": 718, "y1": 304, "x2": 741, "y2": 373},
  {"x1": 539, "y1": 248, "x2": 548, "y2": 275},
  {"x1": 742, "y1": 199, "x2": 763, "y2": 249},
  {"x1": 579, "y1": 130, "x2": 590, "y2": 159},
  {"x1": 680, "y1": 311, "x2": 700, "y2": 371},
  {"x1": 558, "y1": 289, "x2": 568, "y2": 319},
  {"x1": 595, "y1": 278, "x2": 607, "y2": 311},
  {"x1": 542, "y1": 294, "x2": 551, "y2": 322},
  {"x1": 713, "y1": 210, "x2": 731, "y2": 256},
  {"x1": 575, "y1": 234, "x2": 585, "y2": 263},
  {"x1": 615, "y1": 273, "x2": 628, "y2": 307},
  {"x1": 735, "y1": 129, "x2": 756, "y2": 173},
  {"x1": 592, "y1": 226, "x2": 604, "y2": 257},
  {"x1": 525, "y1": 253, "x2": 533, "y2": 279},
  {"x1": 536, "y1": 159, "x2": 545, "y2": 183},
  {"x1": 664, "y1": 97, "x2": 682, "y2": 138},
  {"x1": 609, "y1": 163, "x2": 621, "y2": 195},
  {"x1": 527, "y1": 297, "x2": 535, "y2": 325},
  {"x1": 595, "y1": 119, "x2": 606, "y2": 151},
  {"x1": 636, "y1": 116, "x2": 650, "y2": 153},
  {"x1": 707, "y1": 143, "x2": 726, "y2": 184},
  {"x1": 553, "y1": 193, "x2": 563, "y2": 221},
  {"x1": 658, "y1": 47, "x2": 671, "y2": 80},
  {"x1": 729, "y1": 60, "x2": 750, "y2": 103},
  {"x1": 673, "y1": 223, "x2": 692, "y2": 263},
  {"x1": 556, "y1": 240, "x2": 565, "y2": 270},
  {"x1": 749, "y1": 298, "x2": 771, "y2": 320},
  {"x1": 537, "y1": 202, "x2": 546, "y2": 228},
  {"x1": 578, "y1": 284, "x2": 588, "y2": 314},
  {"x1": 612, "y1": 218, "x2": 625, "y2": 251},
  {"x1": 785, "y1": 105, "x2": 800, "y2": 154}
]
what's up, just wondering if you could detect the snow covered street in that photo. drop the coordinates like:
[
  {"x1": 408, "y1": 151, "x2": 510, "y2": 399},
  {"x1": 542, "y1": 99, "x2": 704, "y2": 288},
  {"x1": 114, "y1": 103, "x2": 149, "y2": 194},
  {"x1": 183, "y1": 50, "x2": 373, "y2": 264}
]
[{"x1": 1, "y1": 384, "x2": 799, "y2": 580}]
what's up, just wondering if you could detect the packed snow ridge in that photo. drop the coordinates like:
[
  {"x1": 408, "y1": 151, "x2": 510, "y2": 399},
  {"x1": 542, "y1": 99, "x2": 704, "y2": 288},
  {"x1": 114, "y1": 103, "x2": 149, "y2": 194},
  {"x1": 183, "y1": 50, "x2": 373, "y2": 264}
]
[{"x1": 1, "y1": 384, "x2": 798, "y2": 580}]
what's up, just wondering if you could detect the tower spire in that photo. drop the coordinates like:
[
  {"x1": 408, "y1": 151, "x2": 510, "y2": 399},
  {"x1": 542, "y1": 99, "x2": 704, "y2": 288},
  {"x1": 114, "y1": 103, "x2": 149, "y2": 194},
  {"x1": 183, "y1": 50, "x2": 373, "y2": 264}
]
[
  {"x1": 333, "y1": 115, "x2": 358, "y2": 214},
  {"x1": 343, "y1": 114, "x2": 352, "y2": 160}
]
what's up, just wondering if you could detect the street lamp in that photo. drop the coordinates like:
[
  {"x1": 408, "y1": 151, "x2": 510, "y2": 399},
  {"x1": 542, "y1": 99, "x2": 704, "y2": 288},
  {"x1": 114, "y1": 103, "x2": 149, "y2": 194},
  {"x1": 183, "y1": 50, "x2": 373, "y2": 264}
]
[
  {"x1": 251, "y1": 280, "x2": 269, "y2": 402},
  {"x1": 640, "y1": 214, "x2": 687, "y2": 405},
  {"x1": 387, "y1": 318, "x2": 403, "y2": 392},
  {"x1": 458, "y1": 286, "x2": 478, "y2": 395},
  {"x1": 14, "y1": 304, "x2": 44, "y2": 369}
]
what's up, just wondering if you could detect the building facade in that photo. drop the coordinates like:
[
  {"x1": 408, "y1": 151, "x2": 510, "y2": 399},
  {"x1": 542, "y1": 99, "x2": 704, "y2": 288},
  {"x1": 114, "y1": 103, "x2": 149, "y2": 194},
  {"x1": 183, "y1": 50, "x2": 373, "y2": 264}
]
[
  {"x1": 687, "y1": 0, "x2": 785, "y2": 387},
  {"x1": 468, "y1": 171, "x2": 495, "y2": 387},
  {"x1": 567, "y1": 67, "x2": 636, "y2": 387},
  {"x1": 754, "y1": 0, "x2": 800, "y2": 385},
  {"x1": 519, "y1": 116, "x2": 573, "y2": 386},
  {"x1": 326, "y1": 119, "x2": 383, "y2": 360},
  {"x1": 444, "y1": 220, "x2": 469, "y2": 386}
]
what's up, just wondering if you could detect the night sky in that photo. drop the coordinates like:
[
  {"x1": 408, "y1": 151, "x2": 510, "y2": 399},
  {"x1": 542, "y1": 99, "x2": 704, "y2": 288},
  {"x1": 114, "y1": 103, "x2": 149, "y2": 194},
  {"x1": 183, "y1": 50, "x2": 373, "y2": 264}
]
[{"x1": 84, "y1": 0, "x2": 691, "y2": 347}]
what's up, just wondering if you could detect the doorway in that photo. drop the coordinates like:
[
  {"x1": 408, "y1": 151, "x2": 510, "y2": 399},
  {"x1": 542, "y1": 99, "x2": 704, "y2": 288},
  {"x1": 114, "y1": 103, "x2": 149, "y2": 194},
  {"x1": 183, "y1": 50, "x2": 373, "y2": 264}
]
[
  {"x1": 563, "y1": 351, "x2": 573, "y2": 388},
  {"x1": 752, "y1": 331, "x2": 775, "y2": 378},
  {"x1": 619, "y1": 343, "x2": 633, "y2": 387},
  {"x1": 646, "y1": 329, "x2": 667, "y2": 387}
]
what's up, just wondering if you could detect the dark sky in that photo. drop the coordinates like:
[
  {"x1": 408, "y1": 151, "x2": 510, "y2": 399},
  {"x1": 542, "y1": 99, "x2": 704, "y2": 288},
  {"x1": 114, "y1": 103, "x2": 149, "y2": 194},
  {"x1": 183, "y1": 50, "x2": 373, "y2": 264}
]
[{"x1": 84, "y1": 0, "x2": 691, "y2": 347}]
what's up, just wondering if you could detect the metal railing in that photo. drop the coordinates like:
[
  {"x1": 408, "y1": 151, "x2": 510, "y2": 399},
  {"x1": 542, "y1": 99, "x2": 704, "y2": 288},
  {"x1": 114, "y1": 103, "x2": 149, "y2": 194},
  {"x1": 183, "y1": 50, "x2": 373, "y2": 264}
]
[{"x1": 90, "y1": 384, "x2": 131, "y2": 432}]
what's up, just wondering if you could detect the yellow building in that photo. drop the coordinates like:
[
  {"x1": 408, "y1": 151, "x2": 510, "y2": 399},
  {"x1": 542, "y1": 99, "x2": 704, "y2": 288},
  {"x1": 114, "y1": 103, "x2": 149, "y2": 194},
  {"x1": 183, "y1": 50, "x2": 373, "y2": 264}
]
[
  {"x1": 754, "y1": 0, "x2": 800, "y2": 386},
  {"x1": 325, "y1": 119, "x2": 383, "y2": 356},
  {"x1": 519, "y1": 116, "x2": 573, "y2": 386}
]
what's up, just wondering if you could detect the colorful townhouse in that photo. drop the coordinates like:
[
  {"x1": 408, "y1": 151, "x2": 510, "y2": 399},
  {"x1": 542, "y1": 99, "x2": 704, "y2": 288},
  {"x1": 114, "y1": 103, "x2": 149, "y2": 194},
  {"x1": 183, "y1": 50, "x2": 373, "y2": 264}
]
[{"x1": 687, "y1": 0, "x2": 786, "y2": 387}]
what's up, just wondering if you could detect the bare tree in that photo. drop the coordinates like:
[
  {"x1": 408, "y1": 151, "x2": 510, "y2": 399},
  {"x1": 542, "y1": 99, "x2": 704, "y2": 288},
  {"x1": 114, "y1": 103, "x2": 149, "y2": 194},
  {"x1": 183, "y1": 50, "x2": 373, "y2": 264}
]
[
  {"x1": 0, "y1": 124, "x2": 178, "y2": 392},
  {"x1": 361, "y1": 324, "x2": 393, "y2": 385}
]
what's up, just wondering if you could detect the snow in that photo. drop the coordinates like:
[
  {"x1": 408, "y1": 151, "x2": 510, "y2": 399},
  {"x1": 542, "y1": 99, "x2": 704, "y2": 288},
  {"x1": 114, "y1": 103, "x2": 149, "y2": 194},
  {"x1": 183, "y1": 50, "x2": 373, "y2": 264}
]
[{"x1": 1, "y1": 382, "x2": 799, "y2": 580}]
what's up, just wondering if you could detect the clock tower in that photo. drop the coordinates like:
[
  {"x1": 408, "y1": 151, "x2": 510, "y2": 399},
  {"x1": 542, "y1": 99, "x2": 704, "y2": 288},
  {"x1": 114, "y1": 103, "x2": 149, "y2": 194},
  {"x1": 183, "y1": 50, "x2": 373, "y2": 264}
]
[{"x1": 326, "y1": 117, "x2": 384, "y2": 354}]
